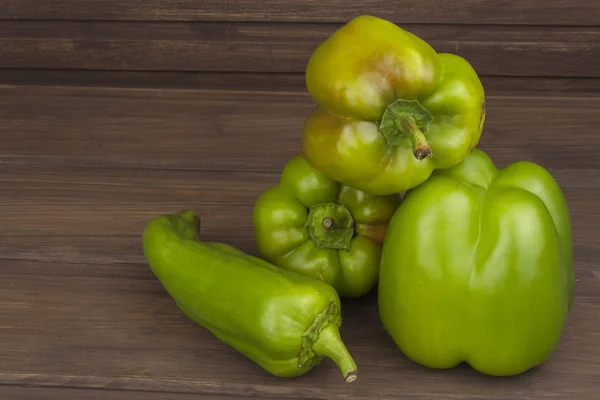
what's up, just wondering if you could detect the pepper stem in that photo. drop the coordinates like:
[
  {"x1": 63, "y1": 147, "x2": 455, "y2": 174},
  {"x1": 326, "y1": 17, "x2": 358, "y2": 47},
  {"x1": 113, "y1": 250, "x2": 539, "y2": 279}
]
[
  {"x1": 305, "y1": 203, "x2": 354, "y2": 250},
  {"x1": 299, "y1": 302, "x2": 357, "y2": 382},
  {"x1": 311, "y1": 323, "x2": 358, "y2": 382},
  {"x1": 378, "y1": 99, "x2": 434, "y2": 160},
  {"x1": 167, "y1": 209, "x2": 201, "y2": 241}
]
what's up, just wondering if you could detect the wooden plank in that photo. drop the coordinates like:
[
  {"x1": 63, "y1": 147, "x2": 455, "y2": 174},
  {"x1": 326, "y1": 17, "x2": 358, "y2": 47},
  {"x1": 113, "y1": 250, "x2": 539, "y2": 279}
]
[
  {"x1": 0, "y1": 387, "x2": 550, "y2": 400},
  {"x1": 0, "y1": 70, "x2": 309, "y2": 92},
  {"x1": 0, "y1": 233, "x2": 253, "y2": 267},
  {"x1": 1, "y1": 85, "x2": 600, "y2": 171},
  {"x1": 1, "y1": 386, "x2": 287, "y2": 400},
  {"x1": 1, "y1": 165, "x2": 599, "y2": 260},
  {"x1": 0, "y1": 0, "x2": 598, "y2": 25},
  {"x1": 0, "y1": 166, "x2": 276, "y2": 250},
  {"x1": 2, "y1": 70, "x2": 600, "y2": 97},
  {"x1": 1, "y1": 21, "x2": 598, "y2": 77},
  {"x1": 0, "y1": 264, "x2": 598, "y2": 399},
  {"x1": 0, "y1": 166, "x2": 598, "y2": 272}
]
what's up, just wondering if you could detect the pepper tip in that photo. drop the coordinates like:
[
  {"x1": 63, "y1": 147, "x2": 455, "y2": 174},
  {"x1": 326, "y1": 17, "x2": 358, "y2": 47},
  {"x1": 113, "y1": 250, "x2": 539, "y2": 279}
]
[
  {"x1": 414, "y1": 147, "x2": 432, "y2": 161},
  {"x1": 345, "y1": 371, "x2": 357, "y2": 383}
]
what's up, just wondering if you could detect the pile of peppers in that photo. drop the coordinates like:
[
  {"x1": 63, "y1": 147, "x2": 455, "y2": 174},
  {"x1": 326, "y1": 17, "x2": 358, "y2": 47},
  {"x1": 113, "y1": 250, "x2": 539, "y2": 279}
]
[{"x1": 142, "y1": 15, "x2": 574, "y2": 383}]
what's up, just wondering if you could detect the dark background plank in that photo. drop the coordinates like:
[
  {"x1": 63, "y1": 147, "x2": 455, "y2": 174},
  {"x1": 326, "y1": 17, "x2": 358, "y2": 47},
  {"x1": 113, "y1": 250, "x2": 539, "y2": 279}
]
[
  {"x1": 1, "y1": 85, "x2": 599, "y2": 172},
  {"x1": 1, "y1": 0, "x2": 599, "y2": 25},
  {"x1": 5, "y1": 386, "x2": 548, "y2": 400},
  {"x1": 0, "y1": 21, "x2": 598, "y2": 77},
  {"x1": 1, "y1": 164, "x2": 599, "y2": 258},
  {"x1": 2, "y1": 70, "x2": 600, "y2": 96},
  {"x1": 1, "y1": 387, "x2": 287, "y2": 400},
  {"x1": 0, "y1": 264, "x2": 598, "y2": 400},
  {"x1": 1, "y1": 150, "x2": 598, "y2": 399}
]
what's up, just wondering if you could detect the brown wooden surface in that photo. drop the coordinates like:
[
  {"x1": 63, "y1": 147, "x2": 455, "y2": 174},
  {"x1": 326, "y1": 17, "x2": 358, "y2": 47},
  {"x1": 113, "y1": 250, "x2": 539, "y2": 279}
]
[
  {"x1": 1, "y1": 82, "x2": 600, "y2": 400},
  {"x1": 3, "y1": 70, "x2": 600, "y2": 96},
  {"x1": 1, "y1": 21, "x2": 598, "y2": 77},
  {"x1": 1, "y1": 0, "x2": 599, "y2": 25},
  {"x1": 3, "y1": 388, "x2": 281, "y2": 400},
  {"x1": 2, "y1": 0, "x2": 600, "y2": 399},
  {"x1": 2, "y1": 85, "x2": 600, "y2": 171}
]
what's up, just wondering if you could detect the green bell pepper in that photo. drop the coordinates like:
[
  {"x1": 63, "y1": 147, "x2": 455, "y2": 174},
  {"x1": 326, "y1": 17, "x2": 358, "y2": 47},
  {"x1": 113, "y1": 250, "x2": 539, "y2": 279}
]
[
  {"x1": 253, "y1": 155, "x2": 400, "y2": 298},
  {"x1": 378, "y1": 149, "x2": 574, "y2": 376},
  {"x1": 302, "y1": 14, "x2": 486, "y2": 195},
  {"x1": 143, "y1": 210, "x2": 357, "y2": 381}
]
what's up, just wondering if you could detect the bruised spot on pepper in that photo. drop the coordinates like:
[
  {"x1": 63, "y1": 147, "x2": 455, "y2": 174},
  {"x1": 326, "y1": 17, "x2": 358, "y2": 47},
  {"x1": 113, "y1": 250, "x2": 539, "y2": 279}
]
[
  {"x1": 355, "y1": 223, "x2": 389, "y2": 245},
  {"x1": 374, "y1": 52, "x2": 404, "y2": 83},
  {"x1": 352, "y1": 70, "x2": 395, "y2": 117},
  {"x1": 345, "y1": 54, "x2": 400, "y2": 116},
  {"x1": 366, "y1": 50, "x2": 437, "y2": 102},
  {"x1": 414, "y1": 146, "x2": 433, "y2": 161}
]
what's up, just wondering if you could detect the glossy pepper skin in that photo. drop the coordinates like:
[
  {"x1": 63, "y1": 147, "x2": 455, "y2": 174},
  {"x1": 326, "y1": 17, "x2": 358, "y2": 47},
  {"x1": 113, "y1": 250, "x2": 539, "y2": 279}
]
[
  {"x1": 143, "y1": 210, "x2": 358, "y2": 382},
  {"x1": 378, "y1": 149, "x2": 574, "y2": 377},
  {"x1": 253, "y1": 155, "x2": 400, "y2": 298},
  {"x1": 302, "y1": 15, "x2": 486, "y2": 195}
]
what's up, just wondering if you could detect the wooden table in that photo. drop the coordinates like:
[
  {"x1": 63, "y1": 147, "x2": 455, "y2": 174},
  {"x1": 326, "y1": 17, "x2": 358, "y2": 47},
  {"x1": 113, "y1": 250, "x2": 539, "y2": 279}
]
[{"x1": 2, "y1": 2, "x2": 600, "y2": 399}]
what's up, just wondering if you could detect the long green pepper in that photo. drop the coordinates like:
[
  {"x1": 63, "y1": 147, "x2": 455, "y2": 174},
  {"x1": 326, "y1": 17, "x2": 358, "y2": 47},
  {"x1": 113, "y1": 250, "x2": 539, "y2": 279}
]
[{"x1": 143, "y1": 210, "x2": 358, "y2": 381}]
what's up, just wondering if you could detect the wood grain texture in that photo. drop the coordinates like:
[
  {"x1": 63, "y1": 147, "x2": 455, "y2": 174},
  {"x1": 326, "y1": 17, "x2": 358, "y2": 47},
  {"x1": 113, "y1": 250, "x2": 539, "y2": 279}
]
[
  {"x1": 1, "y1": 21, "x2": 598, "y2": 77},
  {"x1": 2, "y1": 0, "x2": 600, "y2": 398},
  {"x1": 3, "y1": 70, "x2": 600, "y2": 96},
  {"x1": 0, "y1": 263, "x2": 598, "y2": 400},
  {"x1": 1, "y1": 148, "x2": 599, "y2": 398},
  {"x1": 1, "y1": 85, "x2": 599, "y2": 173},
  {"x1": 1, "y1": 387, "x2": 284, "y2": 400},
  {"x1": 1, "y1": 79, "x2": 600, "y2": 399},
  {"x1": 0, "y1": 388, "x2": 554, "y2": 400},
  {"x1": 1, "y1": 0, "x2": 599, "y2": 25},
  {"x1": 1, "y1": 164, "x2": 599, "y2": 259}
]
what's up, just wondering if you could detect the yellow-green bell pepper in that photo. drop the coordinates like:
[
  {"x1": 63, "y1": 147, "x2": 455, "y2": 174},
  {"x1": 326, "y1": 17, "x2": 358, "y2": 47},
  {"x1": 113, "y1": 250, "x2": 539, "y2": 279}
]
[{"x1": 302, "y1": 15, "x2": 486, "y2": 195}]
